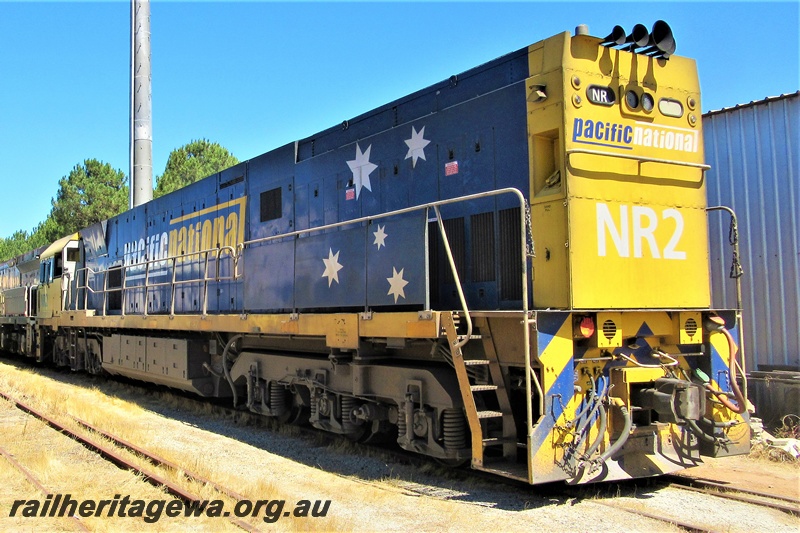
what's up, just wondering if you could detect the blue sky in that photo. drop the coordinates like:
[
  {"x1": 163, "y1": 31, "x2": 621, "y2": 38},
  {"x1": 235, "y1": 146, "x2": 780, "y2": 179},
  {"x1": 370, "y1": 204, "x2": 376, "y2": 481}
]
[{"x1": 0, "y1": 1, "x2": 797, "y2": 239}]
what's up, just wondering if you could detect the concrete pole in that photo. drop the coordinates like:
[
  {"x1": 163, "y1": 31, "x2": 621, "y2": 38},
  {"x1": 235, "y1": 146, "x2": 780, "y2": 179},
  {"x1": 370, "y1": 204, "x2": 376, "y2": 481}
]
[{"x1": 131, "y1": 0, "x2": 153, "y2": 207}]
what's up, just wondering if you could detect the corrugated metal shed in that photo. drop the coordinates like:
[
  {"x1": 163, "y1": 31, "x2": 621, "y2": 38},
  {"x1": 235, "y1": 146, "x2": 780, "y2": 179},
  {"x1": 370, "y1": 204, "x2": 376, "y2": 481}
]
[{"x1": 704, "y1": 91, "x2": 800, "y2": 371}]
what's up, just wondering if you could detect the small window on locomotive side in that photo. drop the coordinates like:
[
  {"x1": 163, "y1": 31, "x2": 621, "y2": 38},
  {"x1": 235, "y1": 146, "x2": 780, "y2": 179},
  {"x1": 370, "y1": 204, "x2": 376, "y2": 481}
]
[
  {"x1": 260, "y1": 187, "x2": 282, "y2": 222},
  {"x1": 66, "y1": 247, "x2": 80, "y2": 262}
]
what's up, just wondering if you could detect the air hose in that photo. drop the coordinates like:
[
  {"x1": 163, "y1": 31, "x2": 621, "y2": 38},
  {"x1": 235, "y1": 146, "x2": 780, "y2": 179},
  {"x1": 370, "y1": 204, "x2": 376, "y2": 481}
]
[
  {"x1": 573, "y1": 376, "x2": 605, "y2": 439},
  {"x1": 222, "y1": 334, "x2": 243, "y2": 407},
  {"x1": 568, "y1": 376, "x2": 607, "y2": 470},
  {"x1": 581, "y1": 398, "x2": 608, "y2": 460},
  {"x1": 595, "y1": 397, "x2": 632, "y2": 465},
  {"x1": 702, "y1": 316, "x2": 747, "y2": 414},
  {"x1": 685, "y1": 418, "x2": 717, "y2": 443}
]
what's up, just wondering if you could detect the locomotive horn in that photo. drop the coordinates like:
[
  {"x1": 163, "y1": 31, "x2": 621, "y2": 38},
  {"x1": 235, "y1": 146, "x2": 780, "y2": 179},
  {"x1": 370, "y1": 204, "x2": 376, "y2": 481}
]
[
  {"x1": 625, "y1": 24, "x2": 650, "y2": 50},
  {"x1": 601, "y1": 25, "x2": 626, "y2": 46},
  {"x1": 641, "y1": 20, "x2": 676, "y2": 58},
  {"x1": 651, "y1": 20, "x2": 675, "y2": 53}
]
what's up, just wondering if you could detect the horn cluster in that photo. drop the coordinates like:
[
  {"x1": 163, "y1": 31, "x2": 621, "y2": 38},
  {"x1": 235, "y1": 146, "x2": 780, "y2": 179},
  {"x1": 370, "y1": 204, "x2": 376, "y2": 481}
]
[{"x1": 600, "y1": 20, "x2": 676, "y2": 59}]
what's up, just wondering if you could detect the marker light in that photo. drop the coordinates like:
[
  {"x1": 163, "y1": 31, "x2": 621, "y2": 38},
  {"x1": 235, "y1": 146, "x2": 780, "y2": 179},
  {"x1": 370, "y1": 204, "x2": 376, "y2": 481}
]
[
  {"x1": 642, "y1": 92, "x2": 655, "y2": 112},
  {"x1": 579, "y1": 316, "x2": 596, "y2": 338},
  {"x1": 625, "y1": 90, "x2": 639, "y2": 109}
]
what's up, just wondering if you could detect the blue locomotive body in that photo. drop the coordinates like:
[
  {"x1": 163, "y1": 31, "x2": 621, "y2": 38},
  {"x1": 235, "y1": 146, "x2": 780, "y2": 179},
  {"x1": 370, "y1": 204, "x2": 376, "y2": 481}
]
[{"x1": 82, "y1": 46, "x2": 529, "y2": 318}]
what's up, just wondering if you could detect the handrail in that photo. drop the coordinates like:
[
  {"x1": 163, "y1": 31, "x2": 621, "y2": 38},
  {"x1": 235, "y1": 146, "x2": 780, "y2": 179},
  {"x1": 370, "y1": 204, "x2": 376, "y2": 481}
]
[
  {"x1": 73, "y1": 245, "x2": 236, "y2": 316},
  {"x1": 432, "y1": 205, "x2": 472, "y2": 349},
  {"x1": 706, "y1": 205, "x2": 747, "y2": 403},
  {"x1": 566, "y1": 147, "x2": 711, "y2": 171}
]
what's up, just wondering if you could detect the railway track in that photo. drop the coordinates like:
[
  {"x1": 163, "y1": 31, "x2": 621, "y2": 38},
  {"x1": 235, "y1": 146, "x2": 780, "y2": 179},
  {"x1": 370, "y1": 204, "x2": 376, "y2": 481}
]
[
  {"x1": 0, "y1": 389, "x2": 259, "y2": 532},
  {"x1": 590, "y1": 498, "x2": 721, "y2": 533},
  {"x1": 0, "y1": 356, "x2": 796, "y2": 533},
  {"x1": 664, "y1": 474, "x2": 800, "y2": 515},
  {"x1": 0, "y1": 442, "x2": 91, "y2": 532},
  {"x1": 577, "y1": 473, "x2": 799, "y2": 533}
]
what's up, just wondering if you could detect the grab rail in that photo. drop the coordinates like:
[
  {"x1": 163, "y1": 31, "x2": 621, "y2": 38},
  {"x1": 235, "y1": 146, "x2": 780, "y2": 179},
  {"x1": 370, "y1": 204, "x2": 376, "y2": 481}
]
[
  {"x1": 73, "y1": 245, "x2": 236, "y2": 317},
  {"x1": 706, "y1": 205, "x2": 747, "y2": 402},
  {"x1": 566, "y1": 148, "x2": 711, "y2": 171}
]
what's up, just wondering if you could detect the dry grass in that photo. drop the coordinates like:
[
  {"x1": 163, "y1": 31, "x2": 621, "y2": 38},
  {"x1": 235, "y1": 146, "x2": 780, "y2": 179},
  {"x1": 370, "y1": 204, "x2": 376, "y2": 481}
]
[
  {"x1": 748, "y1": 442, "x2": 800, "y2": 466},
  {"x1": 0, "y1": 398, "x2": 245, "y2": 532},
  {"x1": 748, "y1": 414, "x2": 800, "y2": 466},
  {"x1": 0, "y1": 361, "x2": 355, "y2": 530}
]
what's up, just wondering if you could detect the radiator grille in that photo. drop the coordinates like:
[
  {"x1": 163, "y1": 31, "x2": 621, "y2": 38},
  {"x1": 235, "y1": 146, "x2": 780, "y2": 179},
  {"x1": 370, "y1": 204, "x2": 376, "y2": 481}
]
[
  {"x1": 427, "y1": 221, "x2": 440, "y2": 307},
  {"x1": 499, "y1": 207, "x2": 522, "y2": 301},
  {"x1": 471, "y1": 212, "x2": 495, "y2": 282},
  {"x1": 442, "y1": 218, "x2": 466, "y2": 284}
]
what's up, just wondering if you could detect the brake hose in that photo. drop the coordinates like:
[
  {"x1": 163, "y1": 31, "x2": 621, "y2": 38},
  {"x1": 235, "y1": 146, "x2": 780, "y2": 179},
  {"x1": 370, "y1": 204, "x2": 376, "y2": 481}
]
[
  {"x1": 222, "y1": 334, "x2": 243, "y2": 407},
  {"x1": 581, "y1": 398, "x2": 608, "y2": 460},
  {"x1": 595, "y1": 397, "x2": 632, "y2": 465}
]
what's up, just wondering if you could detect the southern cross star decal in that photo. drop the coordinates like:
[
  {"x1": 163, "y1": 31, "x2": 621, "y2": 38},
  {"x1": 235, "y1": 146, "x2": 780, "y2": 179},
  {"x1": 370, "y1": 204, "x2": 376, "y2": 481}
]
[
  {"x1": 321, "y1": 248, "x2": 343, "y2": 287},
  {"x1": 373, "y1": 224, "x2": 387, "y2": 249},
  {"x1": 346, "y1": 143, "x2": 378, "y2": 199},
  {"x1": 387, "y1": 267, "x2": 409, "y2": 303},
  {"x1": 404, "y1": 125, "x2": 430, "y2": 168}
]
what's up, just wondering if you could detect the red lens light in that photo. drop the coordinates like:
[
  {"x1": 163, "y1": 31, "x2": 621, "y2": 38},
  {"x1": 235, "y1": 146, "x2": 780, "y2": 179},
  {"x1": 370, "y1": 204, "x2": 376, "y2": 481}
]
[{"x1": 579, "y1": 317, "x2": 595, "y2": 338}]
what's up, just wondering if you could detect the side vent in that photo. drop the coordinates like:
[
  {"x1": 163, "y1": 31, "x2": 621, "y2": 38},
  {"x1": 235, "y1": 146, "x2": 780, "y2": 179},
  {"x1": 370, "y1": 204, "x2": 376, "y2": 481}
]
[
  {"x1": 498, "y1": 208, "x2": 522, "y2": 301},
  {"x1": 260, "y1": 187, "x2": 282, "y2": 222},
  {"x1": 442, "y1": 218, "x2": 465, "y2": 284},
  {"x1": 427, "y1": 221, "x2": 440, "y2": 308},
  {"x1": 471, "y1": 212, "x2": 495, "y2": 282}
]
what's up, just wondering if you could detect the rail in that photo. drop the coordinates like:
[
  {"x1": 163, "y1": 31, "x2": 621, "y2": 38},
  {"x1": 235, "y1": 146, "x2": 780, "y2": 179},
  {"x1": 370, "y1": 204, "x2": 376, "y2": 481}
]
[
  {"x1": 26, "y1": 285, "x2": 33, "y2": 317},
  {"x1": 73, "y1": 246, "x2": 236, "y2": 317},
  {"x1": 706, "y1": 205, "x2": 747, "y2": 402},
  {"x1": 566, "y1": 148, "x2": 712, "y2": 171}
]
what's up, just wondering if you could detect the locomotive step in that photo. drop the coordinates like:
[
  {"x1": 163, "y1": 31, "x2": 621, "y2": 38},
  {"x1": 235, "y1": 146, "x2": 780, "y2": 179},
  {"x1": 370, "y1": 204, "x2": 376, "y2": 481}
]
[
  {"x1": 470, "y1": 384, "x2": 499, "y2": 392},
  {"x1": 463, "y1": 359, "x2": 491, "y2": 366},
  {"x1": 476, "y1": 410, "x2": 504, "y2": 419},
  {"x1": 481, "y1": 437, "x2": 519, "y2": 446}
]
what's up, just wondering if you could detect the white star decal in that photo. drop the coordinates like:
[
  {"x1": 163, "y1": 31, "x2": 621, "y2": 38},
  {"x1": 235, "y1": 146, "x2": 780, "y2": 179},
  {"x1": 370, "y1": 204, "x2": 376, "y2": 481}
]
[
  {"x1": 386, "y1": 267, "x2": 409, "y2": 304},
  {"x1": 404, "y1": 126, "x2": 430, "y2": 168},
  {"x1": 373, "y1": 224, "x2": 388, "y2": 249},
  {"x1": 321, "y1": 248, "x2": 343, "y2": 287},
  {"x1": 346, "y1": 143, "x2": 378, "y2": 199}
]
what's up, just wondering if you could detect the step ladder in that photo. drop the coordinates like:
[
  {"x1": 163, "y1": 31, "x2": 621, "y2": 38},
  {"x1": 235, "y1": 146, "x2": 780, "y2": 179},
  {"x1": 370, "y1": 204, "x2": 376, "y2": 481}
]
[{"x1": 442, "y1": 312, "x2": 518, "y2": 470}]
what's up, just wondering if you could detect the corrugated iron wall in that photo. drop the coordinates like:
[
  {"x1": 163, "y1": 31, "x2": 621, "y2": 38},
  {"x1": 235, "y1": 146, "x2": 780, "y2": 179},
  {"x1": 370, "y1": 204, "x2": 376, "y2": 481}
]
[{"x1": 704, "y1": 92, "x2": 800, "y2": 371}]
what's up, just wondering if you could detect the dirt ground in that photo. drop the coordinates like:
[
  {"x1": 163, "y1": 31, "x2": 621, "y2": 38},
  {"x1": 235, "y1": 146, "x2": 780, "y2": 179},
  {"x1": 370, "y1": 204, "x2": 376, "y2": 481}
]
[
  {"x1": 0, "y1": 360, "x2": 797, "y2": 532},
  {"x1": 678, "y1": 453, "x2": 799, "y2": 499}
]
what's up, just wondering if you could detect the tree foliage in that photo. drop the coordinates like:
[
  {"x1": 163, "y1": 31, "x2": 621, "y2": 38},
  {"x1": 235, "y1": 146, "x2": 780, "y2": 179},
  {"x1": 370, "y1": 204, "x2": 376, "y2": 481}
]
[
  {"x1": 0, "y1": 230, "x2": 32, "y2": 263},
  {"x1": 154, "y1": 139, "x2": 239, "y2": 198},
  {"x1": 0, "y1": 159, "x2": 128, "y2": 262},
  {"x1": 0, "y1": 139, "x2": 238, "y2": 263},
  {"x1": 49, "y1": 159, "x2": 129, "y2": 239},
  {"x1": 28, "y1": 216, "x2": 64, "y2": 249}
]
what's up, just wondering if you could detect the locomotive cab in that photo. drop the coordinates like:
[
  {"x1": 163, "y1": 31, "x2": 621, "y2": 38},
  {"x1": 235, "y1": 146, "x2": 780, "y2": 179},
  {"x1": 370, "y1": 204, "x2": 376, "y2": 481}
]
[{"x1": 37, "y1": 234, "x2": 80, "y2": 319}]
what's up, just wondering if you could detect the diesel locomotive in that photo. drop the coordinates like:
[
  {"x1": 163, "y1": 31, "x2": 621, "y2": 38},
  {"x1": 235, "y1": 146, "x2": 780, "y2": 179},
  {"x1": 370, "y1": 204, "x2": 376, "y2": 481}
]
[{"x1": 0, "y1": 21, "x2": 750, "y2": 485}]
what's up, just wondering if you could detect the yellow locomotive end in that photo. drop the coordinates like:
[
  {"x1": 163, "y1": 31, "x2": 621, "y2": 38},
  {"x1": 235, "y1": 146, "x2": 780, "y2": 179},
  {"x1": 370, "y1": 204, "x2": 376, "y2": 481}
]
[{"x1": 526, "y1": 24, "x2": 710, "y2": 309}]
